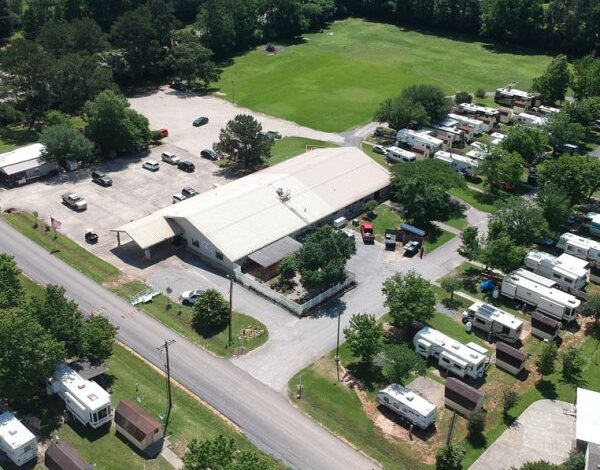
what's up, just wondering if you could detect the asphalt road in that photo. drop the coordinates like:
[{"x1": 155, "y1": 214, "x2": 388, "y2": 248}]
[{"x1": 0, "y1": 220, "x2": 380, "y2": 470}]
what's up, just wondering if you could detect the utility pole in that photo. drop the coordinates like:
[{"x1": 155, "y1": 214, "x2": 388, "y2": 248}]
[
  {"x1": 335, "y1": 310, "x2": 341, "y2": 382},
  {"x1": 228, "y1": 275, "x2": 233, "y2": 346},
  {"x1": 157, "y1": 339, "x2": 175, "y2": 433},
  {"x1": 232, "y1": 80, "x2": 235, "y2": 104}
]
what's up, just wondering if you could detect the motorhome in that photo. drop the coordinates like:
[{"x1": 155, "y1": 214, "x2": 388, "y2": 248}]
[
  {"x1": 494, "y1": 87, "x2": 541, "y2": 109},
  {"x1": 447, "y1": 113, "x2": 485, "y2": 135},
  {"x1": 377, "y1": 384, "x2": 437, "y2": 429},
  {"x1": 539, "y1": 105, "x2": 560, "y2": 115},
  {"x1": 583, "y1": 212, "x2": 600, "y2": 237},
  {"x1": 429, "y1": 118, "x2": 465, "y2": 144},
  {"x1": 462, "y1": 301, "x2": 523, "y2": 343},
  {"x1": 524, "y1": 249, "x2": 589, "y2": 290},
  {"x1": 0, "y1": 412, "x2": 37, "y2": 466},
  {"x1": 434, "y1": 151, "x2": 479, "y2": 176},
  {"x1": 500, "y1": 269, "x2": 581, "y2": 322},
  {"x1": 515, "y1": 113, "x2": 547, "y2": 127},
  {"x1": 456, "y1": 103, "x2": 500, "y2": 123},
  {"x1": 413, "y1": 326, "x2": 489, "y2": 379},
  {"x1": 557, "y1": 233, "x2": 600, "y2": 265},
  {"x1": 396, "y1": 129, "x2": 444, "y2": 155},
  {"x1": 385, "y1": 146, "x2": 417, "y2": 163},
  {"x1": 47, "y1": 363, "x2": 112, "y2": 429}
]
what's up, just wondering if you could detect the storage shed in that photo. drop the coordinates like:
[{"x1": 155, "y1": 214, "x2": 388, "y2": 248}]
[
  {"x1": 244, "y1": 236, "x2": 302, "y2": 281},
  {"x1": 444, "y1": 378, "x2": 484, "y2": 416},
  {"x1": 531, "y1": 312, "x2": 560, "y2": 341},
  {"x1": 114, "y1": 401, "x2": 164, "y2": 456},
  {"x1": 44, "y1": 442, "x2": 90, "y2": 470},
  {"x1": 495, "y1": 342, "x2": 527, "y2": 375}
]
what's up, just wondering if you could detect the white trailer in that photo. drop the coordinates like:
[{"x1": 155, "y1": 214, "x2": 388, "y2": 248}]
[
  {"x1": 47, "y1": 363, "x2": 112, "y2": 429},
  {"x1": 557, "y1": 232, "x2": 600, "y2": 265},
  {"x1": 457, "y1": 103, "x2": 500, "y2": 122},
  {"x1": 429, "y1": 118, "x2": 464, "y2": 144},
  {"x1": 413, "y1": 326, "x2": 489, "y2": 379},
  {"x1": 515, "y1": 112, "x2": 547, "y2": 127},
  {"x1": 447, "y1": 113, "x2": 485, "y2": 135},
  {"x1": 539, "y1": 105, "x2": 560, "y2": 115},
  {"x1": 462, "y1": 301, "x2": 523, "y2": 343},
  {"x1": 385, "y1": 146, "x2": 417, "y2": 163},
  {"x1": 396, "y1": 129, "x2": 444, "y2": 154},
  {"x1": 434, "y1": 151, "x2": 479, "y2": 176},
  {"x1": 494, "y1": 87, "x2": 541, "y2": 109},
  {"x1": 377, "y1": 384, "x2": 437, "y2": 429},
  {"x1": 524, "y1": 249, "x2": 589, "y2": 290},
  {"x1": 0, "y1": 412, "x2": 37, "y2": 467},
  {"x1": 500, "y1": 269, "x2": 581, "y2": 322},
  {"x1": 583, "y1": 212, "x2": 600, "y2": 237}
]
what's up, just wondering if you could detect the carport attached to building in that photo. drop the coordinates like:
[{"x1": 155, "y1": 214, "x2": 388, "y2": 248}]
[{"x1": 112, "y1": 213, "x2": 184, "y2": 259}]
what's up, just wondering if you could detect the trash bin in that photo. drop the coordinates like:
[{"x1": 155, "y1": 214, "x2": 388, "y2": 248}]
[{"x1": 465, "y1": 321, "x2": 472, "y2": 333}]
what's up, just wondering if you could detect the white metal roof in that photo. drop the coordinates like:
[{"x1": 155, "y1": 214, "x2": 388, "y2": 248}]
[
  {"x1": 386, "y1": 146, "x2": 417, "y2": 158},
  {"x1": 539, "y1": 105, "x2": 560, "y2": 114},
  {"x1": 457, "y1": 103, "x2": 500, "y2": 116},
  {"x1": 0, "y1": 143, "x2": 44, "y2": 170},
  {"x1": 115, "y1": 147, "x2": 390, "y2": 260},
  {"x1": 447, "y1": 113, "x2": 483, "y2": 128},
  {"x1": 558, "y1": 233, "x2": 600, "y2": 254},
  {"x1": 576, "y1": 388, "x2": 600, "y2": 445},
  {"x1": 434, "y1": 151, "x2": 479, "y2": 167},
  {"x1": 467, "y1": 301, "x2": 523, "y2": 330},
  {"x1": 397, "y1": 129, "x2": 444, "y2": 146},
  {"x1": 504, "y1": 269, "x2": 581, "y2": 308},
  {"x1": 113, "y1": 213, "x2": 184, "y2": 250},
  {"x1": 517, "y1": 113, "x2": 547, "y2": 126},
  {"x1": 0, "y1": 412, "x2": 36, "y2": 451},
  {"x1": 379, "y1": 384, "x2": 436, "y2": 416},
  {"x1": 415, "y1": 326, "x2": 488, "y2": 367},
  {"x1": 496, "y1": 87, "x2": 535, "y2": 99},
  {"x1": 51, "y1": 363, "x2": 111, "y2": 413},
  {"x1": 525, "y1": 250, "x2": 589, "y2": 280}
]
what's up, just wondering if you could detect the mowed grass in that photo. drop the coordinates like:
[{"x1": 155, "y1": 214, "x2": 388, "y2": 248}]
[
  {"x1": 267, "y1": 137, "x2": 337, "y2": 165},
  {"x1": 0, "y1": 125, "x2": 39, "y2": 153},
  {"x1": 217, "y1": 19, "x2": 550, "y2": 132}
]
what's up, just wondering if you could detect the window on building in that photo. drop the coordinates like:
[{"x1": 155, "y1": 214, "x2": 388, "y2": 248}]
[
  {"x1": 191, "y1": 239, "x2": 199, "y2": 248},
  {"x1": 215, "y1": 252, "x2": 224, "y2": 261}
]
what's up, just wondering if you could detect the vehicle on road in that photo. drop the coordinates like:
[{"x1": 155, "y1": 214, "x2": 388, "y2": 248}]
[
  {"x1": 61, "y1": 192, "x2": 87, "y2": 211},
  {"x1": 173, "y1": 193, "x2": 186, "y2": 204},
  {"x1": 403, "y1": 240, "x2": 420, "y2": 256},
  {"x1": 182, "y1": 187, "x2": 199, "y2": 198},
  {"x1": 142, "y1": 160, "x2": 160, "y2": 172},
  {"x1": 360, "y1": 221, "x2": 375, "y2": 244},
  {"x1": 161, "y1": 152, "x2": 180, "y2": 164},
  {"x1": 91, "y1": 171, "x2": 113, "y2": 187},
  {"x1": 178, "y1": 160, "x2": 195, "y2": 172},
  {"x1": 200, "y1": 149, "x2": 218, "y2": 160},
  {"x1": 372, "y1": 145, "x2": 386, "y2": 154},
  {"x1": 193, "y1": 116, "x2": 209, "y2": 127},
  {"x1": 180, "y1": 289, "x2": 205, "y2": 305}
]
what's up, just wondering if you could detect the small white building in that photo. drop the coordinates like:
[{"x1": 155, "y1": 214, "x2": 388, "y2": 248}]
[
  {"x1": 413, "y1": 326, "x2": 489, "y2": 379},
  {"x1": 462, "y1": 301, "x2": 523, "y2": 343},
  {"x1": 500, "y1": 269, "x2": 581, "y2": 322},
  {"x1": 377, "y1": 384, "x2": 437, "y2": 429},
  {"x1": 515, "y1": 112, "x2": 547, "y2": 127},
  {"x1": 47, "y1": 363, "x2": 112, "y2": 429},
  {"x1": 385, "y1": 146, "x2": 417, "y2": 163},
  {"x1": 583, "y1": 212, "x2": 600, "y2": 237},
  {"x1": 0, "y1": 412, "x2": 37, "y2": 467},
  {"x1": 524, "y1": 249, "x2": 589, "y2": 290},
  {"x1": 447, "y1": 113, "x2": 485, "y2": 135},
  {"x1": 557, "y1": 233, "x2": 600, "y2": 265},
  {"x1": 434, "y1": 151, "x2": 479, "y2": 176},
  {"x1": 396, "y1": 129, "x2": 444, "y2": 156},
  {"x1": 0, "y1": 143, "x2": 58, "y2": 187}
]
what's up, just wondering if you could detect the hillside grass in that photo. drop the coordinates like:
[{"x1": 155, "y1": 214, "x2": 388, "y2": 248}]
[{"x1": 267, "y1": 137, "x2": 336, "y2": 165}]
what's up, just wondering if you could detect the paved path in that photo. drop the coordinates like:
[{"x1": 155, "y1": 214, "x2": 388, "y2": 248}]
[
  {"x1": 469, "y1": 400, "x2": 576, "y2": 470},
  {"x1": 0, "y1": 220, "x2": 380, "y2": 470}
]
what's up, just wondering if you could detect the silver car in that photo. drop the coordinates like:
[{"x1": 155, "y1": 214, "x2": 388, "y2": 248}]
[{"x1": 179, "y1": 289, "x2": 205, "y2": 305}]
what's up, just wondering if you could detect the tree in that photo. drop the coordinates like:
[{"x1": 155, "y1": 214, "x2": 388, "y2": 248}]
[
  {"x1": 571, "y1": 56, "x2": 600, "y2": 99},
  {"x1": 480, "y1": 0, "x2": 543, "y2": 45},
  {"x1": 458, "y1": 227, "x2": 481, "y2": 261},
  {"x1": 562, "y1": 346, "x2": 585, "y2": 383},
  {"x1": 343, "y1": 313, "x2": 384, "y2": 364},
  {"x1": 0, "y1": 253, "x2": 24, "y2": 310},
  {"x1": 0, "y1": 0, "x2": 13, "y2": 38},
  {"x1": 374, "y1": 96, "x2": 428, "y2": 130},
  {"x1": 467, "y1": 410, "x2": 485, "y2": 437},
  {"x1": 455, "y1": 91, "x2": 471, "y2": 104},
  {"x1": 563, "y1": 450, "x2": 585, "y2": 470},
  {"x1": 277, "y1": 255, "x2": 296, "y2": 284},
  {"x1": 183, "y1": 434, "x2": 274, "y2": 470},
  {"x1": 440, "y1": 276, "x2": 461, "y2": 300},
  {"x1": 509, "y1": 462, "x2": 561, "y2": 470},
  {"x1": 480, "y1": 148, "x2": 523, "y2": 194},
  {"x1": 192, "y1": 289, "x2": 230, "y2": 333},
  {"x1": 501, "y1": 125, "x2": 547, "y2": 166},
  {"x1": 393, "y1": 176, "x2": 451, "y2": 227},
  {"x1": 539, "y1": 155, "x2": 600, "y2": 204},
  {"x1": 565, "y1": 97, "x2": 600, "y2": 129},
  {"x1": 295, "y1": 226, "x2": 356, "y2": 291},
  {"x1": 40, "y1": 125, "x2": 95, "y2": 164},
  {"x1": 582, "y1": 293, "x2": 600, "y2": 323},
  {"x1": 480, "y1": 235, "x2": 526, "y2": 273},
  {"x1": 214, "y1": 114, "x2": 273, "y2": 170},
  {"x1": 70, "y1": 18, "x2": 110, "y2": 55},
  {"x1": 84, "y1": 90, "x2": 152, "y2": 154},
  {"x1": 537, "y1": 184, "x2": 572, "y2": 231},
  {"x1": 196, "y1": 0, "x2": 236, "y2": 56},
  {"x1": 436, "y1": 443, "x2": 465, "y2": 470},
  {"x1": 80, "y1": 316, "x2": 118, "y2": 364},
  {"x1": 401, "y1": 85, "x2": 452, "y2": 122},
  {"x1": 392, "y1": 159, "x2": 465, "y2": 191},
  {"x1": 544, "y1": 112, "x2": 585, "y2": 156},
  {"x1": 531, "y1": 55, "x2": 571, "y2": 104},
  {"x1": 502, "y1": 388, "x2": 518, "y2": 414},
  {"x1": 382, "y1": 270, "x2": 435, "y2": 330},
  {"x1": 381, "y1": 343, "x2": 426, "y2": 384},
  {"x1": 264, "y1": 0, "x2": 308, "y2": 40},
  {"x1": 167, "y1": 31, "x2": 220, "y2": 88},
  {"x1": 536, "y1": 342, "x2": 557, "y2": 379},
  {"x1": 0, "y1": 102, "x2": 23, "y2": 126},
  {"x1": 488, "y1": 197, "x2": 548, "y2": 247}
]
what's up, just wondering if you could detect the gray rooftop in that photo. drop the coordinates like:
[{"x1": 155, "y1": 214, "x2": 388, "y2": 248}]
[{"x1": 247, "y1": 236, "x2": 302, "y2": 268}]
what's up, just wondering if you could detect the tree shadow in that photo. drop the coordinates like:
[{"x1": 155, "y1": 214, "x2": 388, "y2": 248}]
[
  {"x1": 535, "y1": 379, "x2": 558, "y2": 400},
  {"x1": 346, "y1": 361, "x2": 384, "y2": 392},
  {"x1": 467, "y1": 432, "x2": 487, "y2": 449},
  {"x1": 0, "y1": 126, "x2": 39, "y2": 149},
  {"x1": 194, "y1": 323, "x2": 228, "y2": 340}
]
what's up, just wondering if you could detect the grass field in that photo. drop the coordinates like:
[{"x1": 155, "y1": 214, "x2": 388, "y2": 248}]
[
  {"x1": 217, "y1": 19, "x2": 550, "y2": 132},
  {"x1": 0, "y1": 125, "x2": 39, "y2": 153},
  {"x1": 267, "y1": 137, "x2": 336, "y2": 165}
]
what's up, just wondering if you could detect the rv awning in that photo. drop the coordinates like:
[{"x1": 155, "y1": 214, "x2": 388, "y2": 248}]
[
  {"x1": 247, "y1": 236, "x2": 302, "y2": 268},
  {"x1": 113, "y1": 214, "x2": 183, "y2": 250},
  {"x1": 401, "y1": 223, "x2": 426, "y2": 237}
]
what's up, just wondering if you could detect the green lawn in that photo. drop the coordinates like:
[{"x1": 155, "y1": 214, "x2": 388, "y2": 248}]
[
  {"x1": 361, "y1": 142, "x2": 389, "y2": 167},
  {"x1": 267, "y1": 136, "x2": 336, "y2": 165},
  {"x1": 369, "y1": 204, "x2": 403, "y2": 241},
  {"x1": 112, "y1": 281, "x2": 268, "y2": 358},
  {"x1": 0, "y1": 125, "x2": 39, "y2": 153},
  {"x1": 3, "y1": 212, "x2": 119, "y2": 284},
  {"x1": 217, "y1": 19, "x2": 550, "y2": 132},
  {"x1": 424, "y1": 228, "x2": 455, "y2": 254},
  {"x1": 449, "y1": 186, "x2": 502, "y2": 213}
]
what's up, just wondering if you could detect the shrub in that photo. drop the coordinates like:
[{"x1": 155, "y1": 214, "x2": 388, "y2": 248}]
[
  {"x1": 436, "y1": 443, "x2": 465, "y2": 470},
  {"x1": 455, "y1": 91, "x2": 472, "y2": 104},
  {"x1": 467, "y1": 410, "x2": 486, "y2": 437},
  {"x1": 192, "y1": 289, "x2": 230, "y2": 333},
  {"x1": 475, "y1": 88, "x2": 486, "y2": 99},
  {"x1": 502, "y1": 388, "x2": 518, "y2": 414}
]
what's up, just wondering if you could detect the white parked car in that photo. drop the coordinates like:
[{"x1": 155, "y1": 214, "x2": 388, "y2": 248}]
[
  {"x1": 161, "y1": 152, "x2": 180, "y2": 164},
  {"x1": 172, "y1": 193, "x2": 186, "y2": 204},
  {"x1": 61, "y1": 192, "x2": 87, "y2": 211},
  {"x1": 180, "y1": 289, "x2": 205, "y2": 305},
  {"x1": 142, "y1": 160, "x2": 160, "y2": 171},
  {"x1": 372, "y1": 145, "x2": 386, "y2": 154}
]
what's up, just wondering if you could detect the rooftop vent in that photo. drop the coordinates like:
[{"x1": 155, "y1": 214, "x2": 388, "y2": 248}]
[{"x1": 276, "y1": 187, "x2": 291, "y2": 202}]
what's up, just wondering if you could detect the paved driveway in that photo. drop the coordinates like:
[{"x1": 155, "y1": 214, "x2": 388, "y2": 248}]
[{"x1": 469, "y1": 400, "x2": 576, "y2": 470}]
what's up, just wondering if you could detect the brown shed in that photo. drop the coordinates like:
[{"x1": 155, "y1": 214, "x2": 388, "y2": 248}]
[
  {"x1": 114, "y1": 400, "x2": 164, "y2": 456},
  {"x1": 495, "y1": 342, "x2": 527, "y2": 375},
  {"x1": 444, "y1": 378, "x2": 484, "y2": 416},
  {"x1": 44, "y1": 442, "x2": 89, "y2": 470},
  {"x1": 531, "y1": 312, "x2": 560, "y2": 341}
]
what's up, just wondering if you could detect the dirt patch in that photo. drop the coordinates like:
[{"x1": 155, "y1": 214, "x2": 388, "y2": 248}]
[
  {"x1": 239, "y1": 325, "x2": 264, "y2": 340},
  {"x1": 102, "y1": 272, "x2": 138, "y2": 290}
]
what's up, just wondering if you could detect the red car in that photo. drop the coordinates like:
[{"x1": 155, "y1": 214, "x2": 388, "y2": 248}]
[
  {"x1": 158, "y1": 128, "x2": 169, "y2": 138},
  {"x1": 360, "y1": 221, "x2": 375, "y2": 244}
]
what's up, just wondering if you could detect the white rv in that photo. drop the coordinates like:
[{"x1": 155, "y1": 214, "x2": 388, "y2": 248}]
[
  {"x1": 462, "y1": 301, "x2": 523, "y2": 343},
  {"x1": 0, "y1": 412, "x2": 37, "y2": 467},
  {"x1": 500, "y1": 269, "x2": 581, "y2": 322},
  {"x1": 457, "y1": 103, "x2": 500, "y2": 122},
  {"x1": 47, "y1": 363, "x2": 112, "y2": 429},
  {"x1": 447, "y1": 113, "x2": 485, "y2": 135},
  {"x1": 539, "y1": 105, "x2": 560, "y2": 115},
  {"x1": 489, "y1": 132, "x2": 506, "y2": 146},
  {"x1": 429, "y1": 118, "x2": 464, "y2": 144},
  {"x1": 515, "y1": 113, "x2": 547, "y2": 127},
  {"x1": 413, "y1": 327, "x2": 489, "y2": 379},
  {"x1": 583, "y1": 212, "x2": 600, "y2": 237},
  {"x1": 557, "y1": 233, "x2": 600, "y2": 265},
  {"x1": 385, "y1": 146, "x2": 417, "y2": 163},
  {"x1": 377, "y1": 384, "x2": 437, "y2": 429},
  {"x1": 396, "y1": 129, "x2": 444, "y2": 154},
  {"x1": 524, "y1": 249, "x2": 589, "y2": 290},
  {"x1": 494, "y1": 87, "x2": 541, "y2": 109},
  {"x1": 434, "y1": 151, "x2": 479, "y2": 176}
]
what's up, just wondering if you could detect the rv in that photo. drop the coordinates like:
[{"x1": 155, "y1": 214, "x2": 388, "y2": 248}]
[
  {"x1": 489, "y1": 132, "x2": 506, "y2": 146},
  {"x1": 429, "y1": 118, "x2": 465, "y2": 144},
  {"x1": 377, "y1": 384, "x2": 437, "y2": 429},
  {"x1": 434, "y1": 151, "x2": 479, "y2": 176},
  {"x1": 500, "y1": 269, "x2": 581, "y2": 322},
  {"x1": 47, "y1": 363, "x2": 112, "y2": 429},
  {"x1": 413, "y1": 327, "x2": 489, "y2": 379},
  {"x1": 456, "y1": 103, "x2": 500, "y2": 123},
  {"x1": 462, "y1": 301, "x2": 523, "y2": 343},
  {"x1": 583, "y1": 212, "x2": 600, "y2": 237},
  {"x1": 494, "y1": 87, "x2": 541, "y2": 109},
  {"x1": 524, "y1": 249, "x2": 589, "y2": 290},
  {"x1": 515, "y1": 113, "x2": 547, "y2": 127},
  {"x1": 396, "y1": 129, "x2": 444, "y2": 155},
  {"x1": 385, "y1": 146, "x2": 417, "y2": 163},
  {"x1": 447, "y1": 113, "x2": 484, "y2": 135},
  {"x1": 0, "y1": 412, "x2": 37, "y2": 466},
  {"x1": 557, "y1": 233, "x2": 600, "y2": 265},
  {"x1": 539, "y1": 105, "x2": 560, "y2": 115}
]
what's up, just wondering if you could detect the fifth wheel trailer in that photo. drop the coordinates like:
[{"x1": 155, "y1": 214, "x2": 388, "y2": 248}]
[
  {"x1": 524, "y1": 249, "x2": 589, "y2": 290},
  {"x1": 377, "y1": 384, "x2": 437, "y2": 429},
  {"x1": 462, "y1": 301, "x2": 523, "y2": 343},
  {"x1": 557, "y1": 233, "x2": 600, "y2": 265}
]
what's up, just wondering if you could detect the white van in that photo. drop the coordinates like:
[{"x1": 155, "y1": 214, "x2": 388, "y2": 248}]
[
  {"x1": 161, "y1": 152, "x2": 180, "y2": 164},
  {"x1": 172, "y1": 193, "x2": 186, "y2": 204},
  {"x1": 385, "y1": 146, "x2": 417, "y2": 163}
]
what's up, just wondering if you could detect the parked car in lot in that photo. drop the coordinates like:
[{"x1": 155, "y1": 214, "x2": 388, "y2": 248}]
[
  {"x1": 161, "y1": 152, "x2": 180, "y2": 164},
  {"x1": 403, "y1": 240, "x2": 420, "y2": 256},
  {"x1": 200, "y1": 149, "x2": 218, "y2": 160},
  {"x1": 193, "y1": 116, "x2": 209, "y2": 127},
  {"x1": 142, "y1": 160, "x2": 160, "y2": 171},
  {"x1": 178, "y1": 160, "x2": 195, "y2": 172},
  {"x1": 180, "y1": 289, "x2": 205, "y2": 305},
  {"x1": 62, "y1": 192, "x2": 87, "y2": 211},
  {"x1": 182, "y1": 187, "x2": 199, "y2": 198},
  {"x1": 173, "y1": 193, "x2": 186, "y2": 204},
  {"x1": 91, "y1": 171, "x2": 112, "y2": 187},
  {"x1": 84, "y1": 228, "x2": 98, "y2": 244}
]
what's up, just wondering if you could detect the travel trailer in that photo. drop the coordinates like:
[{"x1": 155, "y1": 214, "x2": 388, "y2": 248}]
[
  {"x1": 0, "y1": 412, "x2": 37, "y2": 466},
  {"x1": 583, "y1": 212, "x2": 600, "y2": 237},
  {"x1": 429, "y1": 118, "x2": 465, "y2": 144},
  {"x1": 413, "y1": 327, "x2": 489, "y2": 379},
  {"x1": 377, "y1": 384, "x2": 437, "y2": 429},
  {"x1": 456, "y1": 103, "x2": 500, "y2": 123},
  {"x1": 447, "y1": 113, "x2": 485, "y2": 135},
  {"x1": 434, "y1": 151, "x2": 479, "y2": 176},
  {"x1": 494, "y1": 87, "x2": 541, "y2": 109},
  {"x1": 462, "y1": 301, "x2": 523, "y2": 343},
  {"x1": 556, "y1": 233, "x2": 600, "y2": 265},
  {"x1": 385, "y1": 146, "x2": 417, "y2": 163},
  {"x1": 524, "y1": 249, "x2": 589, "y2": 290},
  {"x1": 500, "y1": 269, "x2": 581, "y2": 321},
  {"x1": 539, "y1": 105, "x2": 560, "y2": 115},
  {"x1": 47, "y1": 363, "x2": 112, "y2": 429},
  {"x1": 396, "y1": 129, "x2": 444, "y2": 155},
  {"x1": 515, "y1": 113, "x2": 547, "y2": 127}
]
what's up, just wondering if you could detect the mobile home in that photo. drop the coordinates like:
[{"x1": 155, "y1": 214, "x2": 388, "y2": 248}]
[
  {"x1": 396, "y1": 129, "x2": 444, "y2": 156},
  {"x1": 500, "y1": 269, "x2": 581, "y2": 322},
  {"x1": 515, "y1": 113, "x2": 547, "y2": 127},
  {"x1": 385, "y1": 146, "x2": 418, "y2": 163},
  {"x1": 377, "y1": 384, "x2": 437, "y2": 429},
  {"x1": 557, "y1": 233, "x2": 600, "y2": 265},
  {"x1": 47, "y1": 363, "x2": 112, "y2": 429},
  {"x1": 583, "y1": 212, "x2": 600, "y2": 237},
  {"x1": 434, "y1": 151, "x2": 479, "y2": 176},
  {"x1": 524, "y1": 249, "x2": 589, "y2": 290},
  {"x1": 447, "y1": 113, "x2": 485, "y2": 135},
  {"x1": 413, "y1": 327, "x2": 489, "y2": 379},
  {"x1": 0, "y1": 412, "x2": 37, "y2": 466},
  {"x1": 462, "y1": 301, "x2": 523, "y2": 343},
  {"x1": 494, "y1": 87, "x2": 541, "y2": 109}
]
